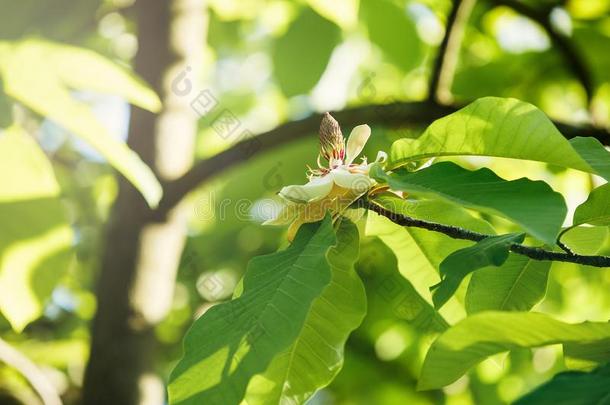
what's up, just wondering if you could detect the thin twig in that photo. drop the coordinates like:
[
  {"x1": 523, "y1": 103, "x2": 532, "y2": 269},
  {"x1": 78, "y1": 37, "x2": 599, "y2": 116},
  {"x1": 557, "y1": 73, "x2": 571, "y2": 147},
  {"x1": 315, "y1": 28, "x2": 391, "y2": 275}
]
[
  {"x1": 556, "y1": 227, "x2": 577, "y2": 255},
  {"x1": 429, "y1": 0, "x2": 477, "y2": 103},
  {"x1": 156, "y1": 101, "x2": 610, "y2": 216},
  {"x1": 367, "y1": 201, "x2": 610, "y2": 268}
]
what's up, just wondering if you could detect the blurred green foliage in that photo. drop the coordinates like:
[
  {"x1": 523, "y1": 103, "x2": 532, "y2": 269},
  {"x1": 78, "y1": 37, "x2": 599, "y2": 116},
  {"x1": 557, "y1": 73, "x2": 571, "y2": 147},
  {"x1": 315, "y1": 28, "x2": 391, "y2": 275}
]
[{"x1": 0, "y1": 0, "x2": 609, "y2": 403}]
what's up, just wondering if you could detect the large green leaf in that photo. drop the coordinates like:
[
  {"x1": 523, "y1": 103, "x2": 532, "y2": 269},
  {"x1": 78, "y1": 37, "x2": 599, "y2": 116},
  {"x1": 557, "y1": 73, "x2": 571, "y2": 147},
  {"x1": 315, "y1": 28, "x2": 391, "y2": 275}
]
[
  {"x1": 358, "y1": 237, "x2": 448, "y2": 334},
  {"x1": 0, "y1": 39, "x2": 162, "y2": 207},
  {"x1": 388, "y1": 97, "x2": 608, "y2": 181},
  {"x1": 360, "y1": 0, "x2": 422, "y2": 72},
  {"x1": 570, "y1": 137, "x2": 610, "y2": 181},
  {"x1": 573, "y1": 183, "x2": 610, "y2": 226},
  {"x1": 371, "y1": 162, "x2": 567, "y2": 244},
  {"x1": 431, "y1": 233, "x2": 525, "y2": 309},
  {"x1": 168, "y1": 217, "x2": 336, "y2": 405},
  {"x1": 419, "y1": 312, "x2": 610, "y2": 390},
  {"x1": 0, "y1": 127, "x2": 73, "y2": 332},
  {"x1": 244, "y1": 219, "x2": 366, "y2": 404},
  {"x1": 367, "y1": 194, "x2": 496, "y2": 323},
  {"x1": 272, "y1": 8, "x2": 340, "y2": 96},
  {"x1": 515, "y1": 363, "x2": 610, "y2": 405},
  {"x1": 465, "y1": 255, "x2": 551, "y2": 313}
]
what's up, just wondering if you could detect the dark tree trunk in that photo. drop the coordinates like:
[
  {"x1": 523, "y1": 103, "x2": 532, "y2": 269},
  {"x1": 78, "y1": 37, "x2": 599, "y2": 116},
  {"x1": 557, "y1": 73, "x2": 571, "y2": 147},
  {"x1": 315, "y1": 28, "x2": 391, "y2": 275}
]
[{"x1": 82, "y1": 1, "x2": 206, "y2": 403}]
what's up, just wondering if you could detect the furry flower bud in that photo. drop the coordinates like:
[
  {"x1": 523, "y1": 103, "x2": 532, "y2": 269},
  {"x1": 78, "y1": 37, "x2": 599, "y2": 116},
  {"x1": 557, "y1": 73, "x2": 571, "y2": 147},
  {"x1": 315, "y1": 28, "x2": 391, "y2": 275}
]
[{"x1": 319, "y1": 112, "x2": 345, "y2": 163}]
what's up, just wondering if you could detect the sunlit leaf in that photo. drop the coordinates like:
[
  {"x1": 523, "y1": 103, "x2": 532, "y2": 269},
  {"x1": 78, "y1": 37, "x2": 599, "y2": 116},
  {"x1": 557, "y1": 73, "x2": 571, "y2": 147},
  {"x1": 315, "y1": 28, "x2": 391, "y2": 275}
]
[
  {"x1": 168, "y1": 217, "x2": 336, "y2": 405},
  {"x1": 431, "y1": 233, "x2": 525, "y2": 309},
  {"x1": 419, "y1": 312, "x2": 610, "y2": 390},
  {"x1": 0, "y1": 127, "x2": 73, "y2": 332},
  {"x1": 371, "y1": 162, "x2": 567, "y2": 244},
  {"x1": 272, "y1": 8, "x2": 340, "y2": 97},
  {"x1": 367, "y1": 194, "x2": 496, "y2": 323},
  {"x1": 389, "y1": 97, "x2": 609, "y2": 181},
  {"x1": 465, "y1": 255, "x2": 551, "y2": 313},
  {"x1": 573, "y1": 183, "x2": 610, "y2": 226},
  {"x1": 0, "y1": 39, "x2": 162, "y2": 207},
  {"x1": 515, "y1": 363, "x2": 610, "y2": 405},
  {"x1": 561, "y1": 225, "x2": 609, "y2": 255},
  {"x1": 245, "y1": 219, "x2": 365, "y2": 404},
  {"x1": 358, "y1": 237, "x2": 448, "y2": 333},
  {"x1": 569, "y1": 137, "x2": 610, "y2": 181}
]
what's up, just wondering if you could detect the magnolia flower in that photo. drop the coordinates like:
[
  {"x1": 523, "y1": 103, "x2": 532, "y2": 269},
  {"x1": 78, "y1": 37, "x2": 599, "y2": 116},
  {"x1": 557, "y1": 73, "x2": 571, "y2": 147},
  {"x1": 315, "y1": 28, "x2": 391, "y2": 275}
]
[
  {"x1": 278, "y1": 113, "x2": 385, "y2": 203},
  {"x1": 265, "y1": 113, "x2": 386, "y2": 239}
]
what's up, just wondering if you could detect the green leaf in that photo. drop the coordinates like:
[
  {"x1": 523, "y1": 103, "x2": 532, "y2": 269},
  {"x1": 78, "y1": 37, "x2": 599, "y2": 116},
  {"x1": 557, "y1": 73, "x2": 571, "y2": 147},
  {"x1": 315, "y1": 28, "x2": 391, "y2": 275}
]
[
  {"x1": 418, "y1": 312, "x2": 610, "y2": 390},
  {"x1": 0, "y1": 127, "x2": 73, "y2": 331},
  {"x1": 561, "y1": 225, "x2": 609, "y2": 255},
  {"x1": 358, "y1": 237, "x2": 448, "y2": 334},
  {"x1": 570, "y1": 137, "x2": 610, "y2": 181},
  {"x1": 371, "y1": 162, "x2": 567, "y2": 244},
  {"x1": 574, "y1": 183, "x2": 610, "y2": 226},
  {"x1": 0, "y1": 39, "x2": 162, "y2": 207},
  {"x1": 564, "y1": 339, "x2": 610, "y2": 370},
  {"x1": 465, "y1": 255, "x2": 551, "y2": 313},
  {"x1": 168, "y1": 217, "x2": 336, "y2": 405},
  {"x1": 244, "y1": 219, "x2": 365, "y2": 404},
  {"x1": 514, "y1": 363, "x2": 610, "y2": 405},
  {"x1": 360, "y1": 0, "x2": 422, "y2": 72},
  {"x1": 389, "y1": 97, "x2": 608, "y2": 181},
  {"x1": 367, "y1": 193, "x2": 495, "y2": 323},
  {"x1": 431, "y1": 233, "x2": 526, "y2": 309},
  {"x1": 272, "y1": 8, "x2": 340, "y2": 96}
]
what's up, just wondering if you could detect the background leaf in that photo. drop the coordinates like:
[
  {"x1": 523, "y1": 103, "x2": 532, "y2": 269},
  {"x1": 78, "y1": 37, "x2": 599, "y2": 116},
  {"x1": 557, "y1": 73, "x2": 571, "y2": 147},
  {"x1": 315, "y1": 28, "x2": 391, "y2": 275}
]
[
  {"x1": 359, "y1": 0, "x2": 422, "y2": 72},
  {"x1": 431, "y1": 233, "x2": 525, "y2": 309},
  {"x1": 371, "y1": 162, "x2": 567, "y2": 244},
  {"x1": 244, "y1": 219, "x2": 366, "y2": 404},
  {"x1": 0, "y1": 39, "x2": 162, "y2": 207},
  {"x1": 419, "y1": 312, "x2": 610, "y2": 390},
  {"x1": 272, "y1": 8, "x2": 340, "y2": 97},
  {"x1": 168, "y1": 217, "x2": 336, "y2": 405},
  {"x1": 0, "y1": 127, "x2": 73, "y2": 331}
]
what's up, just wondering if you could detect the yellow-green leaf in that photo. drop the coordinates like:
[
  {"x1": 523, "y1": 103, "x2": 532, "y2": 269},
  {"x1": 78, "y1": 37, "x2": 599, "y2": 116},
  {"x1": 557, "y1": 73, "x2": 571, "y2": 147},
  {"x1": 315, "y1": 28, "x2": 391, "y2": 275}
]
[
  {"x1": 0, "y1": 39, "x2": 162, "y2": 207},
  {"x1": 0, "y1": 127, "x2": 73, "y2": 331}
]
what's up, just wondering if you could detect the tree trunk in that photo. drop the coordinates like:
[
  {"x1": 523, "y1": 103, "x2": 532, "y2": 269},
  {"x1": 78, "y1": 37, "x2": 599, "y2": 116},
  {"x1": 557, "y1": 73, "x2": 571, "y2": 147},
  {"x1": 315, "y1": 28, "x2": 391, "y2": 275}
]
[{"x1": 82, "y1": 1, "x2": 207, "y2": 404}]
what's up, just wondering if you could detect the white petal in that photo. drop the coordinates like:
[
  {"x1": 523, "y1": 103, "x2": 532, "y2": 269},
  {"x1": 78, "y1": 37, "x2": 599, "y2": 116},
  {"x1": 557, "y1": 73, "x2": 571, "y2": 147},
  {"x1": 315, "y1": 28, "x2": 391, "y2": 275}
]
[
  {"x1": 262, "y1": 202, "x2": 299, "y2": 225},
  {"x1": 331, "y1": 168, "x2": 373, "y2": 193},
  {"x1": 345, "y1": 124, "x2": 371, "y2": 165},
  {"x1": 278, "y1": 176, "x2": 333, "y2": 203}
]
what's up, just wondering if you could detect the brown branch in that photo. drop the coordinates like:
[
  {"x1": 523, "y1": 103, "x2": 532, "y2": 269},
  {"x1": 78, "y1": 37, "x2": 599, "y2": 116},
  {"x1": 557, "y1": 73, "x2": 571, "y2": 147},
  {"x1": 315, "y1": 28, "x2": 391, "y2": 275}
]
[
  {"x1": 156, "y1": 101, "x2": 610, "y2": 216},
  {"x1": 491, "y1": 0, "x2": 594, "y2": 102},
  {"x1": 367, "y1": 201, "x2": 610, "y2": 268},
  {"x1": 429, "y1": 0, "x2": 477, "y2": 104}
]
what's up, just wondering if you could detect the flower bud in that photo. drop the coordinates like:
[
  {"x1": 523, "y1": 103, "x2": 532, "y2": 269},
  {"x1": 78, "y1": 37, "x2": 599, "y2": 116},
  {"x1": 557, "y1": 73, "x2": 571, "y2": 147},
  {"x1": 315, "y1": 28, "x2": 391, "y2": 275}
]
[{"x1": 319, "y1": 112, "x2": 345, "y2": 163}]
